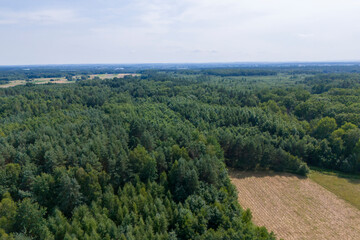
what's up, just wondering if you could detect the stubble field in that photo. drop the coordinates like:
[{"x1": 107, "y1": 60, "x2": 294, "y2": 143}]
[{"x1": 230, "y1": 170, "x2": 360, "y2": 240}]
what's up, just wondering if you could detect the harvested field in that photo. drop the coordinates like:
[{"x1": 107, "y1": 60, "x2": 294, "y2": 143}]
[
  {"x1": 89, "y1": 73, "x2": 140, "y2": 79},
  {"x1": 0, "y1": 80, "x2": 27, "y2": 88},
  {"x1": 229, "y1": 170, "x2": 360, "y2": 240},
  {"x1": 0, "y1": 78, "x2": 69, "y2": 88},
  {"x1": 309, "y1": 170, "x2": 360, "y2": 210},
  {"x1": 0, "y1": 74, "x2": 139, "y2": 88},
  {"x1": 32, "y1": 77, "x2": 68, "y2": 84}
]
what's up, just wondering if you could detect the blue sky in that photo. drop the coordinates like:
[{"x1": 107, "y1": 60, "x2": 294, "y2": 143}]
[{"x1": 1, "y1": 0, "x2": 360, "y2": 65}]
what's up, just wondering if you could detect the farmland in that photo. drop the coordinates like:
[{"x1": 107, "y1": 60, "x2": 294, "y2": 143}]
[
  {"x1": 0, "y1": 74, "x2": 139, "y2": 88},
  {"x1": 309, "y1": 169, "x2": 360, "y2": 210},
  {"x1": 230, "y1": 170, "x2": 360, "y2": 240},
  {"x1": 89, "y1": 73, "x2": 140, "y2": 79},
  {"x1": 0, "y1": 78, "x2": 69, "y2": 88}
]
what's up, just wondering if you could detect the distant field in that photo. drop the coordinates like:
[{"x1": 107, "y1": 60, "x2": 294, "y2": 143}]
[
  {"x1": 309, "y1": 169, "x2": 360, "y2": 210},
  {"x1": 0, "y1": 77, "x2": 70, "y2": 88},
  {"x1": 89, "y1": 73, "x2": 140, "y2": 79},
  {"x1": 0, "y1": 74, "x2": 139, "y2": 88},
  {"x1": 0, "y1": 80, "x2": 27, "y2": 88},
  {"x1": 230, "y1": 170, "x2": 360, "y2": 240}
]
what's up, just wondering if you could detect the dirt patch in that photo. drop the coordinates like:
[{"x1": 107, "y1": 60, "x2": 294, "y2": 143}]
[{"x1": 229, "y1": 170, "x2": 360, "y2": 240}]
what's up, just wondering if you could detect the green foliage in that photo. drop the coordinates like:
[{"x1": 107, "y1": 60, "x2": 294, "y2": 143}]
[
  {"x1": 4, "y1": 66, "x2": 360, "y2": 239},
  {"x1": 0, "y1": 193, "x2": 17, "y2": 233},
  {"x1": 169, "y1": 159, "x2": 199, "y2": 202},
  {"x1": 128, "y1": 146, "x2": 157, "y2": 182},
  {"x1": 0, "y1": 164, "x2": 21, "y2": 197},
  {"x1": 313, "y1": 117, "x2": 337, "y2": 139},
  {"x1": 14, "y1": 199, "x2": 51, "y2": 238}
]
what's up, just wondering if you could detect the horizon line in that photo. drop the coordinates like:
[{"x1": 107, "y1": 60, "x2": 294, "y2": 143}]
[{"x1": 1, "y1": 60, "x2": 360, "y2": 67}]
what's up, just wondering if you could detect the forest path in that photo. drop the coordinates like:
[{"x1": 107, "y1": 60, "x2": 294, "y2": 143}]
[{"x1": 229, "y1": 170, "x2": 360, "y2": 240}]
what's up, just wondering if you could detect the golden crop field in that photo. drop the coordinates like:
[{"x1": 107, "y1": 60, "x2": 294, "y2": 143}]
[{"x1": 230, "y1": 170, "x2": 360, "y2": 240}]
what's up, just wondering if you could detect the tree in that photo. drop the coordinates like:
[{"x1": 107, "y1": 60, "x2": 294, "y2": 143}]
[
  {"x1": 128, "y1": 146, "x2": 157, "y2": 182},
  {"x1": 14, "y1": 199, "x2": 51, "y2": 238},
  {"x1": 313, "y1": 117, "x2": 337, "y2": 139},
  {"x1": 31, "y1": 173, "x2": 55, "y2": 209},
  {"x1": 0, "y1": 192, "x2": 17, "y2": 233},
  {"x1": 168, "y1": 159, "x2": 199, "y2": 202},
  {"x1": 0, "y1": 163, "x2": 21, "y2": 198},
  {"x1": 54, "y1": 168, "x2": 83, "y2": 216}
]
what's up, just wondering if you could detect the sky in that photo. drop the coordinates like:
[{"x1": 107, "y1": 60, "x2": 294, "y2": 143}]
[{"x1": 1, "y1": 0, "x2": 360, "y2": 65}]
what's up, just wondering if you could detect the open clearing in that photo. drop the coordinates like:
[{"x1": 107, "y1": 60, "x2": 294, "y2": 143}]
[
  {"x1": 0, "y1": 78, "x2": 69, "y2": 88},
  {"x1": 230, "y1": 170, "x2": 360, "y2": 240},
  {"x1": 89, "y1": 73, "x2": 140, "y2": 79},
  {"x1": 0, "y1": 74, "x2": 139, "y2": 88},
  {"x1": 0, "y1": 80, "x2": 27, "y2": 88}
]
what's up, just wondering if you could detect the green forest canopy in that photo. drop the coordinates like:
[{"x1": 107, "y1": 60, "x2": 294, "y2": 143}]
[{"x1": 1, "y1": 65, "x2": 360, "y2": 239}]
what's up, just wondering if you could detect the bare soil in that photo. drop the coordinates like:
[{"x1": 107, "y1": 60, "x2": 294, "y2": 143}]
[{"x1": 229, "y1": 170, "x2": 360, "y2": 240}]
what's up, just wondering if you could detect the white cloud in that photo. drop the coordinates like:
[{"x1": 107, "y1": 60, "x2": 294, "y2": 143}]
[
  {"x1": 0, "y1": 19, "x2": 16, "y2": 25},
  {"x1": 297, "y1": 33, "x2": 315, "y2": 39},
  {"x1": 1, "y1": 0, "x2": 360, "y2": 64},
  {"x1": 0, "y1": 9, "x2": 84, "y2": 25}
]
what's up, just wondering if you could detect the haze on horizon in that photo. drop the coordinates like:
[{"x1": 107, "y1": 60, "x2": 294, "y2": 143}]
[{"x1": 1, "y1": 0, "x2": 360, "y2": 65}]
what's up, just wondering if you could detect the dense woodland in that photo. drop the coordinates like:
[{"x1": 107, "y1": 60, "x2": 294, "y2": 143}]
[{"x1": 1, "y1": 65, "x2": 360, "y2": 239}]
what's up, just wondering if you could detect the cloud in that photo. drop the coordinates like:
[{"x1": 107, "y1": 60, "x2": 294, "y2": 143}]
[
  {"x1": 0, "y1": 19, "x2": 16, "y2": 25},
  {"x1": 1, "y1": 0, "x2": 360, "y2": 64},
  {"x1": 192, "y1": 49, "x2": 218, "y2": 54},
  {"x1": 297, "y1": 33, "x2": 315, "y2": 39},
  {"x1": 0, "y1": 9, "x2": 84, "y2": 25}
]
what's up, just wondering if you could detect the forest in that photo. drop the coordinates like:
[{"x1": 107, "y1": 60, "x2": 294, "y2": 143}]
[{"x1": 1, "y1": 65, "x2": 360, "y2": 239}]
